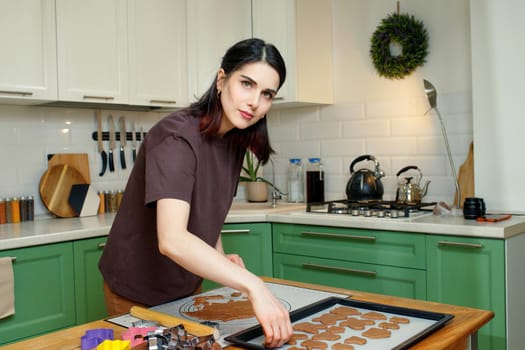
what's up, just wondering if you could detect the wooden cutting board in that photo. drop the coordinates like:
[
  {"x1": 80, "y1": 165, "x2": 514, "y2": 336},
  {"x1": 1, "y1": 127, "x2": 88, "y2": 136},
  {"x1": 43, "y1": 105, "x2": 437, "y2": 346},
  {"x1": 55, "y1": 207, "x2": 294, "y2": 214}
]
[
  {"x1": 39, "y1": 164, "x2": 88, "y2": 218},
  {"x1": 47, "y1": 153, "x2": 90, "y2": 184},
  {"x1": 455, "y1": 142, "x2": 474, "y2": 207}
]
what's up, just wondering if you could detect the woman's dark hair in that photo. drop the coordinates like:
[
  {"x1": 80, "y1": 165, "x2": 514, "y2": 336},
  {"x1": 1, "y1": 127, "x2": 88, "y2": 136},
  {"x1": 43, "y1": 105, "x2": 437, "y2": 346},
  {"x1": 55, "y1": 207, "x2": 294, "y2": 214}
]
[{"x1": 188, "y1": 38, "x2": 286, "y2": 164}]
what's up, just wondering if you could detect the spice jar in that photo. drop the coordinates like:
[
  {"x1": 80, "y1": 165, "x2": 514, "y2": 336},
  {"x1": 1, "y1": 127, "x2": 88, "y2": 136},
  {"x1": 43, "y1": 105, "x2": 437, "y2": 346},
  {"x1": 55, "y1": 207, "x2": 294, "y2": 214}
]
[
  {"x1": 10, "y1": 197, "x2": 20, "y2": 223},
  {"x1": 0, "y1": 198, "x2": 6, "y2": 224}
]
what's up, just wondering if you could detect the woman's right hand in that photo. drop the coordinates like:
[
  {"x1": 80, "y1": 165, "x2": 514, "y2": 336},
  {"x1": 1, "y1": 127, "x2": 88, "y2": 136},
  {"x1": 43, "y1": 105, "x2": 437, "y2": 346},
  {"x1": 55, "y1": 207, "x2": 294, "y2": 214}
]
[{"x1": 248, "y1": 282, "x2": 293, "y2": 348}]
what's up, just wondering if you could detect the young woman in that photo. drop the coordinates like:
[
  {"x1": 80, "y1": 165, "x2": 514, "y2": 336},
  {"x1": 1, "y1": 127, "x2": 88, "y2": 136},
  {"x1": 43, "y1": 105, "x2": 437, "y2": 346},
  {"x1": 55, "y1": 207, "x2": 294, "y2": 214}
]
[{"x1": 99, "y1": 38, "x2": 291, "y2": 347}]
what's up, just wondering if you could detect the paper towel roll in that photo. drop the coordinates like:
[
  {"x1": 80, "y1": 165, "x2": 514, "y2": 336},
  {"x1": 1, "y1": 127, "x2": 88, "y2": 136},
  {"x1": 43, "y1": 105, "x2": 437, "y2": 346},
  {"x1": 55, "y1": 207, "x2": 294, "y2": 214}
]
[{"x1": 0, "y1": 257, "x2": 15, "y2": 319}]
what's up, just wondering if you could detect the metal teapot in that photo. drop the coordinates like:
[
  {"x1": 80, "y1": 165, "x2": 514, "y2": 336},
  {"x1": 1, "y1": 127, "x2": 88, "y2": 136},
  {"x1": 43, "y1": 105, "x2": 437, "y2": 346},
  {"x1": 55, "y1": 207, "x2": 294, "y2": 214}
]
[
  {"x1": 396, "y1": 166, "x2": 431, "y2": 204},
  {"x1": 346, "y1": 155, "x2": 385, "y2": 201}
]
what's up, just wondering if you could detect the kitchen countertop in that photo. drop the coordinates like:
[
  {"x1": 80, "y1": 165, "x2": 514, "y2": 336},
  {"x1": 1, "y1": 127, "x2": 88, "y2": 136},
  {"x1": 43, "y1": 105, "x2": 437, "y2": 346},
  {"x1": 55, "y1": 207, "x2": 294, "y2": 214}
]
[{"x1": 1, "y1": 202, "x2": 525, "y2": 251}]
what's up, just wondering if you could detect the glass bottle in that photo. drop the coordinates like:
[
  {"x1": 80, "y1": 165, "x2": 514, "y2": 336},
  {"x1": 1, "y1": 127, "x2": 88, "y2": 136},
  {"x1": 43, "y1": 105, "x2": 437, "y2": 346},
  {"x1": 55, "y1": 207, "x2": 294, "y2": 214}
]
[
  {"x1": 287, "y1": 158, "x2": 304, "y2": 203},
  {"x1": 306, "y1": 158, "x2": 325, "y2": 203}
]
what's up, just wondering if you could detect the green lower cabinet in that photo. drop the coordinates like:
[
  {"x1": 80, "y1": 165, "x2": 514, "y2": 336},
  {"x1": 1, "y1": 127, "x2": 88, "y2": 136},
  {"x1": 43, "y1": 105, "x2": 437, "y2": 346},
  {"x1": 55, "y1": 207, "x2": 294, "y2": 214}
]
[
  {"x1": 0, "y1": 242, "x2": 76, "y2": 345},
  {"x1": 273, "y1": 253, "x2": 426, "y2": 299},
  {"x1": 426, "y1": 235, "x2": 506, "y2": 350},
  {"x1": 73, "y1": 237, "x2": 108, "y2": 324},
  {"x1": 202, "y1": 223, "x2": 273, "y2": 291}
]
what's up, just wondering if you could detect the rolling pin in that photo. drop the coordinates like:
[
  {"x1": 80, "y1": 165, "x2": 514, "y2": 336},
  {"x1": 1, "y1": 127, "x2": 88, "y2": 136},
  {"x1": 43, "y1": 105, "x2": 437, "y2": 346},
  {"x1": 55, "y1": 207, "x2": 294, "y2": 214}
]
[{"x1": 130, "y1": 306, "x2": 220, "y2": 339}]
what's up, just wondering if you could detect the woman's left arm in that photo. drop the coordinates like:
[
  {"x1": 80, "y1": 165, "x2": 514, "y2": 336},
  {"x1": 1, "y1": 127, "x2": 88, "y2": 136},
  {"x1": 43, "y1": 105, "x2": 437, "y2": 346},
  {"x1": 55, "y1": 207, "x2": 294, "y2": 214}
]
[{"x1": 215, "y1": 233, "x2": 246, "y2": 268}]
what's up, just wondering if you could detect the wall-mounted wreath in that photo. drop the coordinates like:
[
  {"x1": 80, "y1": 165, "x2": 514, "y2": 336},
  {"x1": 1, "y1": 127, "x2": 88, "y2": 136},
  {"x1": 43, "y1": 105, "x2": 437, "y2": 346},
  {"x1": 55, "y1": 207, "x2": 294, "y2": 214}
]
[{"x1": 370, "y1": 13, "x2": 429, "y2": 79}]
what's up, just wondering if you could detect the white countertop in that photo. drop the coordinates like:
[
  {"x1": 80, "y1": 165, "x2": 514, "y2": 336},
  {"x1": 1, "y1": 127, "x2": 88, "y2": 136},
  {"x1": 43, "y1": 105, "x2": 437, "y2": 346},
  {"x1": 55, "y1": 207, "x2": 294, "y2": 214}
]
[{"x1": 2, "y1": 203, "x2": 525, "y2": 251}]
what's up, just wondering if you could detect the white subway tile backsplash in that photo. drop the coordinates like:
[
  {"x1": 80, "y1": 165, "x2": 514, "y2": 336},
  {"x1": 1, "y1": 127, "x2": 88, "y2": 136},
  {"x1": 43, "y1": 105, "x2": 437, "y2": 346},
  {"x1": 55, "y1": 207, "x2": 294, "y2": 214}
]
[
  {"x1": 300, "y1": 121, "x2": 341, "y2": 140},
  {"x1": 343, "y1": 119, "x2": 391, "y2": 138},
  {"x1": 365, "y1": 97, "x2": 419, "y2": 118},
  {"x1": 320, "y1": 103, "x2": 365, "y2": 121}
]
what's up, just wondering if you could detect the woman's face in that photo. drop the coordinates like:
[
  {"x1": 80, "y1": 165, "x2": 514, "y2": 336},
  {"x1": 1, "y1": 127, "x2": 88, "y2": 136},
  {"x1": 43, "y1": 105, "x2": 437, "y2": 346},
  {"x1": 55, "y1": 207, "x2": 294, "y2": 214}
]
[{"x1": 216, "y1": 61, "x2": 280, "y2": 136}]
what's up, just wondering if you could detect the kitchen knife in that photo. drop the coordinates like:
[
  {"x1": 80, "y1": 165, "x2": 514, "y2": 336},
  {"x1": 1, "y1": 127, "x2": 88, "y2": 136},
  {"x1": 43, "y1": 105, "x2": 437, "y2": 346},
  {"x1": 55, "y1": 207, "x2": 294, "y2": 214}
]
[
  {"x1": 131, "y1": 121, "x2": 137, "y2": 163},
  {"x1": 108, "y1": 115, "x2": 116, "y2": 172},
  {"x1": 119, "y1": 116, "x2": 127, "y2": 169},
  {"x1": 96, "y1": 110, "x2": 107, "y2": 176},
  {"x1": 130, "y1": 306, "x2": 220, "y2": 338}
]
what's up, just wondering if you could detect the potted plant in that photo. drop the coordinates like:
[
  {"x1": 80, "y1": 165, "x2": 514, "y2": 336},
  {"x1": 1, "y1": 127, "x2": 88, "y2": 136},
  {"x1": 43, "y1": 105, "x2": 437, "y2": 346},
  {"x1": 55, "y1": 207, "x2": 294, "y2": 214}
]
[{"x1": 240, "y1": 151, "x2": 274, "y2": 202}]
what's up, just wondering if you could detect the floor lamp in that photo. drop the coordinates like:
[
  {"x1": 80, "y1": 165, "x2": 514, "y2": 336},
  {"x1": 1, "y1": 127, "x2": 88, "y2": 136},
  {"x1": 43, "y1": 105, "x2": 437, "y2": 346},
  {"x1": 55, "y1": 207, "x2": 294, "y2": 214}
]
[{"x1": 423, "y1": 80, "x2": 461, "y2": 209}]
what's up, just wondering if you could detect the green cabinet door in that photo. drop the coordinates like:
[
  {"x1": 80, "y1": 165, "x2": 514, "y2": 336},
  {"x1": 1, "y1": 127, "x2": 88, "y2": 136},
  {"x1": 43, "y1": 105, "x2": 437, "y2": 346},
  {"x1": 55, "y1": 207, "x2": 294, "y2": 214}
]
[
  {"x1": 73, "y1": 236, "x2": 108, "y2": 324},
  {"x1": 426, "y1": 235, "x2": 505, "y2": 350},
  {"x1": 202, "y1": 223, "x2": 273, "y2": 291},
  {"x1": 273, "y1": 253, "x2": 426, "y2": 299},
  {"x1": 0, "y1": 242, "x2": 76, "y2": 345}
]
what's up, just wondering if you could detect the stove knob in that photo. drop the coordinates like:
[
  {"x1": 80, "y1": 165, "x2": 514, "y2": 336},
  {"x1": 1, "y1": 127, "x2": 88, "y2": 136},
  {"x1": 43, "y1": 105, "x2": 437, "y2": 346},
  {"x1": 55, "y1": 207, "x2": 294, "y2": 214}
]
[
  {"x1": 352, "y1": 209, "x2": 360, "y2": 216},
  {"x1": 377, "y1": 210, "x2": 385, "y2": 218},
  {"x1": 391, "y1": 210, "x2": 399, "y2": 218},
  {"x1": 364, "y1": 209, "x2": 372, "y2": 217}
]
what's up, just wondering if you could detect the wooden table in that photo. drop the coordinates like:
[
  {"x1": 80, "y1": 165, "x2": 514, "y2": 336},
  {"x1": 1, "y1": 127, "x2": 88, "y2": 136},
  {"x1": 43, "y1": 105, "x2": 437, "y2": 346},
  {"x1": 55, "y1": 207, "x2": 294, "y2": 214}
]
[{"x1": 2, "y1": 277, "x2": 493, "y2": 350}]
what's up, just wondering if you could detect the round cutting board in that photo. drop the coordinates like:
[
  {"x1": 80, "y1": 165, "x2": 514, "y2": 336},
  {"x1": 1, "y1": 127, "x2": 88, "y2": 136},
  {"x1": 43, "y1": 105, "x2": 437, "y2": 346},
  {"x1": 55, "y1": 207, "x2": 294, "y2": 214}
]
[{"x1": 39, "y1": 164, "x2": 88, "y2": 218}]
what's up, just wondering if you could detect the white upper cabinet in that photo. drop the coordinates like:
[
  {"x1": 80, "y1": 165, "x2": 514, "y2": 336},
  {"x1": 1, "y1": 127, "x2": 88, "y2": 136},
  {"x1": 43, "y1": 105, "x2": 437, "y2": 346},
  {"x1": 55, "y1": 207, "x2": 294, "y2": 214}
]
[
  {"x1": 56, "y1": 0, "x2": 128, "y2": 104},
  {"x1": 252, "y1": 0, "x2": 334, "y2": 106},
  {"x1": 0, "y1": 0, "x2": 58, "y2": 103},
  {"x1": 186, "y1": 0, "x2": 252, "y2": 103},
  {"x1": 128, "y1": 0, "x2": 188, "y2": 107}
]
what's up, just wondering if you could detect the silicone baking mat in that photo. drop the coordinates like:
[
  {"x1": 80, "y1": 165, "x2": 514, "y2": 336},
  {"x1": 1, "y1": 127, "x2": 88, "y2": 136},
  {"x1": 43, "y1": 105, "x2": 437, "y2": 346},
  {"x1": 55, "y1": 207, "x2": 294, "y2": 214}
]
[
  {"x1": 107, "y1": 282, "x2": 349, "y2": 346},
  {"x1": 225, "y1": 297, "x2": 454, "y2": 350}
]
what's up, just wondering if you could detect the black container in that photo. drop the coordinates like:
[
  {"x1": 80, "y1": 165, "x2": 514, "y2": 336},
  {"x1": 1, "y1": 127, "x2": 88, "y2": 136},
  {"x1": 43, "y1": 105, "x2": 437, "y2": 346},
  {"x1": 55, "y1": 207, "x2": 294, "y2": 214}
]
[
  {"x1": 463, "y1": 197, "x2": 485, "y2": 219},
  {"x1": 306, "y1": 158, "x2": 324, "y2": 203}
]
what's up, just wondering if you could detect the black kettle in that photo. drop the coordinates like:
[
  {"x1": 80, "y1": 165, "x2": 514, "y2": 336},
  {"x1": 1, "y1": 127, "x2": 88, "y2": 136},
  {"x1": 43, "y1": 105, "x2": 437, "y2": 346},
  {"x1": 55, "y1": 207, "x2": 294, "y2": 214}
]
[{"x1": 346, "y1": 155, "x2": 385, "y2": 201}]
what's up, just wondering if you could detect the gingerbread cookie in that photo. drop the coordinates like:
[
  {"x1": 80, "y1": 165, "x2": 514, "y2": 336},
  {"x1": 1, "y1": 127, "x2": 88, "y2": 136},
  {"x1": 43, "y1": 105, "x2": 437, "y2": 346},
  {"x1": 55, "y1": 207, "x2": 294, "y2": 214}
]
[
  {"x1": 293, "y1": 322, "x2": 327, "y2": 334},
  {"x1": 312, "y1": 332, "x2": 341, "y2": 341},
  {"x1": 330, "y1": 306, "x2": 361, "y2": 316},
  {"x1": 312, "y1": 313, "x2": 347, "y2": 325},
  {"x1": 331, "y1": 343, "x2": 354, "y2": 350},
  {"x1": 378, "y1": 321, "x2": 400, "y2": 330},
  {"x1": 360, "y1": 311, "x2": 387, "y2": 321},
  {"x1": 301, "y1": 339, "x2": 328, "y2": 350},
  {"x1": 287, "y1": 333, "x2": 309, "y2": 345},
  {"x1": 339, "y1": 317, "x2": 374, "y2": 330},
  {"x1": 390, "y1": 316, "x2": 410, "y2": 324},
  {"x1": 344, "y1": 336, "x2": 367, "y2": 345},
  {"x1": 325, "y1": 326, "x2": 346, "y2": 334},
  {"x1": 362, "y1": 327, "x2": 391, "y2": 339}
]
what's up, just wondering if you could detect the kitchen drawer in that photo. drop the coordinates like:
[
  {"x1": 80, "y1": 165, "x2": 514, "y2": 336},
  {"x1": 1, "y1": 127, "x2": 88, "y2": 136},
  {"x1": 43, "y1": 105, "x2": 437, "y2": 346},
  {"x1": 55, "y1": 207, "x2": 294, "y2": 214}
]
[
  {"x1": 273, "y1": 223, "x2": 425, "y2": 269},
  {"x1": 273, "y1": 253, "x2": 426, "y2": 300}
]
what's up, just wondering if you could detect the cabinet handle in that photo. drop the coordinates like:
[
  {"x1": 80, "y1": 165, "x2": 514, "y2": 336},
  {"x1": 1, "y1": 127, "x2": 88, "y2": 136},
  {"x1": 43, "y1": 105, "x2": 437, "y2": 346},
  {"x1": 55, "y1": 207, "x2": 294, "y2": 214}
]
[
  {"x1": 83, "y1": 95, "x2": 115, "y2": 101},
  {"x1": 221, "y1": 229, "x2": 251, "y2": 234},
  {"x1": 302, "y1": 263, "x2": 377, "y2": 277},
  {"x1": 301, "y1": 231, "x2": 376, "y2": 242},
  {"x1": 98, "y1": 242, "x2": 106, "y2": 249},
  {"x1": 149, "y1": 99, "x2": 176, "y2": 104},
  {"x1": 438, "y1": 240, "x2": 483, "y2": 249},
  {"x1": 0, "y1": 90, "x2": 33, "y2": 97}
]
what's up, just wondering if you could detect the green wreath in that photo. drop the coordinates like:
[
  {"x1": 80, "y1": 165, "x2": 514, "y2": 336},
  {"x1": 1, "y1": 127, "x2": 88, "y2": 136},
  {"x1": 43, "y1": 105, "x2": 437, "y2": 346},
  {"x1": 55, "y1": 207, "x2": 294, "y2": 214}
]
[{"x1": 370, "y1": 13, "x2": 429, "y2": 79}]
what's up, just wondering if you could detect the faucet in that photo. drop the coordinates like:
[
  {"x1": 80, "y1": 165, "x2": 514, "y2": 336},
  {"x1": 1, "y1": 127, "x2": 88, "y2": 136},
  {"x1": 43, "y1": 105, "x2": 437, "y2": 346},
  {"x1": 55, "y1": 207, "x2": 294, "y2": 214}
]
[{"x1": 269, "y1": 158, "x2": 286, "y2": 208}]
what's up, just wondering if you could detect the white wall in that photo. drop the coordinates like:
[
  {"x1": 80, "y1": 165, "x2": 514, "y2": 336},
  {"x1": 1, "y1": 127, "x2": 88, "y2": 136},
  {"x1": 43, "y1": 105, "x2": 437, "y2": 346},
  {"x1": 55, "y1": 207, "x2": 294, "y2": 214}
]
[
  {"x1": 266, "y1": 0, "x2": 473, "y2": 204},
  {"x1": 471, "y1": 0, "x2": 525, "y2": 213},
  {"x1": 0, "y1": 0, "x2": 473, "y2": 217}
]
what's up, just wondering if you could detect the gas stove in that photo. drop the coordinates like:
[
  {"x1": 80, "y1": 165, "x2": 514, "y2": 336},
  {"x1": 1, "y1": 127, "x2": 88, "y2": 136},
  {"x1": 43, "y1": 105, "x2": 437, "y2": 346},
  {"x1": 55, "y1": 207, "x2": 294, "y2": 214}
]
[{"x1": 306, "y1": 199, "x2": 436, "y2": 219}]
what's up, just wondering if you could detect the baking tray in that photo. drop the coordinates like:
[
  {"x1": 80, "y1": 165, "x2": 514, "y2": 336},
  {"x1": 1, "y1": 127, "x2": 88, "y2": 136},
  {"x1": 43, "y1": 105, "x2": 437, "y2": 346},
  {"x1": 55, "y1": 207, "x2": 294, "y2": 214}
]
[{"x1": 225, "y1": 297, "x2": 454, "y2": 350}]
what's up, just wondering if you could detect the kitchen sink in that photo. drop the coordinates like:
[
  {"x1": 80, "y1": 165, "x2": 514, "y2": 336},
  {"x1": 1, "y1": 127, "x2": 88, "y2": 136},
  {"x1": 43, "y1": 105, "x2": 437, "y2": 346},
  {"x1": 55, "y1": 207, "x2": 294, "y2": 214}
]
[{"x1": 229, "y1": 201, "x2": 305, "y2": 213}]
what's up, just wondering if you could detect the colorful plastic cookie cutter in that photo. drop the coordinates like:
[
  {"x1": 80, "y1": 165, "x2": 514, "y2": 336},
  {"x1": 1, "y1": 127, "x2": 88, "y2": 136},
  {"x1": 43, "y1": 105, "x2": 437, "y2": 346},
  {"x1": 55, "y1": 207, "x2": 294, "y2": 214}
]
[
  {"x1": 96, "y1": 339, "x2": 131, "y2": 350},
  {"x1": 121, "y1": 326, "x2": 158, "y2": 347},
  {"x1": 81, "y1": 328, "x2": 114, "y2": 350}
]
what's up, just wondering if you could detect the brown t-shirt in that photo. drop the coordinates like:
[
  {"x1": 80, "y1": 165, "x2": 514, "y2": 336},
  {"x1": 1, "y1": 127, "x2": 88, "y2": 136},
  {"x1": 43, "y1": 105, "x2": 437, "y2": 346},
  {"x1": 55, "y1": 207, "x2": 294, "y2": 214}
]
[{"x1": 99, "y1": 110, "x2": 244, "y2": 306}]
